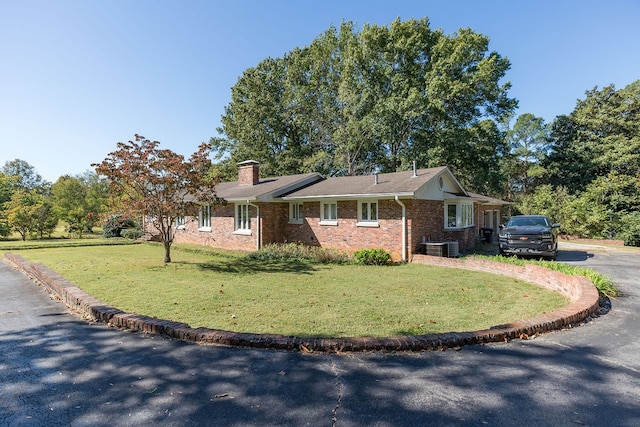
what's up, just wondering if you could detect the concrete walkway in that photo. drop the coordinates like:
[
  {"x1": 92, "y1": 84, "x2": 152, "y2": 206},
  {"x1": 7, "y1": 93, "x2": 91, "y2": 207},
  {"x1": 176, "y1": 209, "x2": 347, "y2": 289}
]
[{"x1": 1, "y1": 243, "x2": 639, "y2": 426}]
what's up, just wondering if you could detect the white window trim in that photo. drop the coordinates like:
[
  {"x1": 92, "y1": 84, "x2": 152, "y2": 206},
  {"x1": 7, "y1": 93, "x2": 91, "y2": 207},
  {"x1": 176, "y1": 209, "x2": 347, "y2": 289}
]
[
  {"x1": 176, "y1": 215, "x2": 186, "y2": 229},
  {"x1": 357, "y1": 200, "x2": 379, "y2": 227},
  {"x1": 234, "y1": 203, "x2": 252, "y2": 235},
  {"x1": 289, "y1": 202, "x2": 304, "y2": 224},
  {"x1": 320, "y1": 201, "x2": 338, "y2": 226},
  {"x1": 198, "y1": 205, "x2": 211, "y2": 231},
  {"x1": 445, "y1": 200, "x2": 474, "y2": 229}
]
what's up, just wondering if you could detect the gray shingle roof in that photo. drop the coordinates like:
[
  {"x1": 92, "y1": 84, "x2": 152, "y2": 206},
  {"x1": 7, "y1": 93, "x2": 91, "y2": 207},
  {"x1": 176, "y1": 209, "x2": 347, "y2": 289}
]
[
  {"x1": 467, "y1": 192, "x2": 510, "y2": 205},
  {"x1": 283, "y1": 166, "x2": 450, "y2": 199},
  {"x1": 191, "y1": 165, "x2": 505, "y2": 204},
  {"x1": 215, "y1": 172, "x2": 323, "y2": 201}
]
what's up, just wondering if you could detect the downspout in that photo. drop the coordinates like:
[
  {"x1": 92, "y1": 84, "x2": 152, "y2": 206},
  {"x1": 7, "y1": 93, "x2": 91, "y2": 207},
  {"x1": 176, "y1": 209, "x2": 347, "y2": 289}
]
[
  {"x1": 394, "y1": 196, "x2": 407, "y2": 262},
  {"x1": 248, "y1": 201, "x2": 260, "y2": 250}
]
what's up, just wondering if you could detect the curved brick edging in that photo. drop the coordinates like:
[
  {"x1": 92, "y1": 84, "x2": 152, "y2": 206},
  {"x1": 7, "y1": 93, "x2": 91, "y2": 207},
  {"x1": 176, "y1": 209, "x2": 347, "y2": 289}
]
[{"x1": 4, "y1": 253, "x2": 601, "y2": 352}]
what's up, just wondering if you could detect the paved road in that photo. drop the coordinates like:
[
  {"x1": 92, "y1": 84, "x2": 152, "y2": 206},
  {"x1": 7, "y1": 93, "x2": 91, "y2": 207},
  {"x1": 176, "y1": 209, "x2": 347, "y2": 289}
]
[{"x1": 1, "y1": 245, "x2": 639, "y2": 426}]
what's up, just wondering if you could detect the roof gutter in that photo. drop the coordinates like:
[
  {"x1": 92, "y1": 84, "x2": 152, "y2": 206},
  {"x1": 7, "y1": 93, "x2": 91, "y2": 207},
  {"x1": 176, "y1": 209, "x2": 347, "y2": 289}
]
[
  {"x1": 283, "y1": 192, "x2": 415, "y2": 201},
  {"x1": 394, "y1": 196, "x2": 407, "y2": 262}
]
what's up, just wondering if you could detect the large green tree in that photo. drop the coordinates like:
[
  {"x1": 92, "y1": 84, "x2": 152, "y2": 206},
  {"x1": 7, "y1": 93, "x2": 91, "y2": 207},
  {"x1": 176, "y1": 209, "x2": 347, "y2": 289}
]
[
  {"x1": 215, "y1": 18, "x2": 516, "y2": 192},
  {"x1": 1, "y1": 162, "x2": 53, "y2": 238},
  {"x1": 503, "y1": 113, "x2": 549, "y2": 196},
  {"x1": 525, "y1": 80, "x2": 640, "y2": 244},
  {"x1": 0, "y1": 173, "x2": 16, "y2": 236},
  {"x1": 30, "y1": 196, "x2": 58, "y2": 238},
  {"x1": 575, "y1": 82, "x2": 640, "y2": 178},
  {"x1": 51, "y1": 173, "x2": 106, "y2": 237},
  {"x1": 543, "y1": 114, "x2": 589, "y2": 191},
  {"x1": 2, "y1": 159, "x2": 50, "y2": 193},
  {"x1": 4, "y1": 189, "x2": 54, "y2": 240},
  {"x1": 544, "y1": 81, "x2": 640, "y2": 191}
]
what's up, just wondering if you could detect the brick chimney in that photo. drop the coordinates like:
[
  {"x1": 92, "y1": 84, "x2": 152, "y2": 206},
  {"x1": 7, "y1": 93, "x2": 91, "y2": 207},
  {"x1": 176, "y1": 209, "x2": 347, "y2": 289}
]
[{"x1": 238, "y1": 160, "x2": 260, "y2": 186}]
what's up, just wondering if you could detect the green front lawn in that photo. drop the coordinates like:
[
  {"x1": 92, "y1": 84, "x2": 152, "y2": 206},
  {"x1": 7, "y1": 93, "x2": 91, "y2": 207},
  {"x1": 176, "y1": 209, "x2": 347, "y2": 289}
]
[{"x1": 12, "y1": 243, "x2": 568, "y2": 338}]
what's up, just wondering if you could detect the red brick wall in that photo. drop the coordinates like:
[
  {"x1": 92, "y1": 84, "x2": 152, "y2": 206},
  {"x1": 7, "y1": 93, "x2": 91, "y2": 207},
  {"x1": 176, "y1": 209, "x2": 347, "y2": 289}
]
[
  {"x1": 282, "y1": 200, "x2": 407, "y2": 260},
  {"x1": 174, "y1": 203, "x2": 257, "y2": 252},
  {"x1": 280, "y1": 199, "x2": 471, "y2": 261},
  {"x1": 407, "y1": 199, "x2": 443, "y2": 253},
  {"x1": 173, "y1": 198, "x2": 482, "y2": 260},
  {"x1": 407, "y1": 199, "x2": 475, "y2": 254},
  {"x1": 260, "y1": 203, "x2": 289, "y2": 245}
]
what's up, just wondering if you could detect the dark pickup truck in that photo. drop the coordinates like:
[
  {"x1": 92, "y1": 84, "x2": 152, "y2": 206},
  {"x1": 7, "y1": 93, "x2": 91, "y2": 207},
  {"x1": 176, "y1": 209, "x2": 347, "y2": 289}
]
[{"x1": 498, "y1": 215, "x2": 560, "y2": 260}]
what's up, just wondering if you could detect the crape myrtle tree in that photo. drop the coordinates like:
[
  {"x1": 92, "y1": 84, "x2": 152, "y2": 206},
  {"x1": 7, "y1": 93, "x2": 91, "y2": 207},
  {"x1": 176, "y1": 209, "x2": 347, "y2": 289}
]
[
  {"x1": 214, "y1": 17, "x2": 516, "y2": 194},
  {"x1": 94, "y1": 134, "x2": 221, "y2": 263}
]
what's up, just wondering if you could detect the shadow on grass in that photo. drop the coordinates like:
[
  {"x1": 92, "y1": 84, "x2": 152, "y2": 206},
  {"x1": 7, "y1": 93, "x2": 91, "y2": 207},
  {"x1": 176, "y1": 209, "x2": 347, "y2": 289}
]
[{"x1": 197, "y1": 256, "x2": 320, "y2": 275}]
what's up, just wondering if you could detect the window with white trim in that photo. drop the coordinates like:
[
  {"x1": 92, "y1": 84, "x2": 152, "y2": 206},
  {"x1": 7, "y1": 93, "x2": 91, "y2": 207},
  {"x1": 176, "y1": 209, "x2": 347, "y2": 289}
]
[
  {"x1": 289, "y1": 202, "x2": 304, "y2": 224},
  {"x1": 198, "y1": 205, "x2": 211, "y2": 229},
  {"x1": 445, "y1": 201, "x2": 474, "y2": 228},
  {"x1": 462, "y1": 203, "x2": 473, "y2": 227},
  {"x1": 235, "y1": 203, "x2": 251, "y2": 231},
  {"x1": 176, "y1": 216, "x2": 185, "y2": 228},
  {"x1": 357, "y1": 200, "x2": 378, "y2": 226},
  {"x1": 320, "y1": 201, "x2": 337, "y2": 225}
]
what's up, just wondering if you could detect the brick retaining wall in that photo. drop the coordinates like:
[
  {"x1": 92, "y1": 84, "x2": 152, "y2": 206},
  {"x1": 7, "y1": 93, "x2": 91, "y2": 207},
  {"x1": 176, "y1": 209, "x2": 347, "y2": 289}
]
[{"x1": 4, "y1": 253, "x2": 601, "y2": 352}]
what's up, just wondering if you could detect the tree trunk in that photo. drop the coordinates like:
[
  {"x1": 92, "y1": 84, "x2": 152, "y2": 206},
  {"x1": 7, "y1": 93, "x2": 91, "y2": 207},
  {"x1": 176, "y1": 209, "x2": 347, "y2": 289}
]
[{"x1": 164, "y1": 240, "x2": 172, "y2": 263}]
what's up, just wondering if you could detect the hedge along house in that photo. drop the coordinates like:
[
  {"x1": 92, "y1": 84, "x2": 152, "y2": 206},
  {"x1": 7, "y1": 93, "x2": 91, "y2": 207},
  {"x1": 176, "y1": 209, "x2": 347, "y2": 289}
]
[{"x1": 172, "y1": 160, "x2": 508, "y2": 261}]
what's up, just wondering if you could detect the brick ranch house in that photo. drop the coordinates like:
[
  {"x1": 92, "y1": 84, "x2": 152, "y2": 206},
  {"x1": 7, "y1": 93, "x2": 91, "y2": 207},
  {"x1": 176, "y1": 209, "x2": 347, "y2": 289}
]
[{"x1": 169, "y1": 160, "x2": 508, "y2": 262}]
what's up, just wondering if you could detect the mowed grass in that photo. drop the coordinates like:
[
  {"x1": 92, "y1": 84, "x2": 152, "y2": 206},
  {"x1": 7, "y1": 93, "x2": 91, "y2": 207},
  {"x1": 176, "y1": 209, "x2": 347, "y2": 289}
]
[{"x1": 13, "y1": 243, "x2": 569, "y2": 338}]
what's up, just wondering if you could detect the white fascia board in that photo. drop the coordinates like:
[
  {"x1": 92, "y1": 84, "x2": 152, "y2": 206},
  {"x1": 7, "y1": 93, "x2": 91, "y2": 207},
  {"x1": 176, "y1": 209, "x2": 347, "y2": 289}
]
[{"x1": 223, "y1": 196, "x2": 258, "y2": 203}]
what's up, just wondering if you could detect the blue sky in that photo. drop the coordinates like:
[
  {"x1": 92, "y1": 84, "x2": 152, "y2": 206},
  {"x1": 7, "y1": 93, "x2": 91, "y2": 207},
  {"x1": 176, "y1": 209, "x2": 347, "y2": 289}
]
[{"x1": 1, "y1": 0, "x2": 638, "y2": 182}]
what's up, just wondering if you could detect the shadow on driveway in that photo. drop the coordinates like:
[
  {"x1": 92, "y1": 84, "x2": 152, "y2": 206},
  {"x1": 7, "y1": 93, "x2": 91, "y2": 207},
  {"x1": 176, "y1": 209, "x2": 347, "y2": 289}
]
[
  {"x1": 556, "y1": 249, "x2": 594, "y2": 262},
  {"x1": 2, "y1": 317, "x2": 640, "y2": 426}
]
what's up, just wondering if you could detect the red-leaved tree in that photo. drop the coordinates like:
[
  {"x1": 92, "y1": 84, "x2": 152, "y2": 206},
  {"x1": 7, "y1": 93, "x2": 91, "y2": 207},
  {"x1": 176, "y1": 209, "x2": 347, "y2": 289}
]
[{"x1": 94, "y1": 134, "x2": 222, "y2": 262}]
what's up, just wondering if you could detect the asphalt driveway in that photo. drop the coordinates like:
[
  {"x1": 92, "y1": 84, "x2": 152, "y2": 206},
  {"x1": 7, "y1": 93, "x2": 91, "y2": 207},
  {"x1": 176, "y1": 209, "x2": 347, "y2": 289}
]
[{"x1": 1, "y1": 243, "x2": 639, "y2": 426}]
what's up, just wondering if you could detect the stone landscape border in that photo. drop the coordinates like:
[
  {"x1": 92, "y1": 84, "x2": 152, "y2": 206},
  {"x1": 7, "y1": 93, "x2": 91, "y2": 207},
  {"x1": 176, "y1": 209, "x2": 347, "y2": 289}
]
[{"x1": 4, "y1": 252, "x2": 600, "y2": 352}]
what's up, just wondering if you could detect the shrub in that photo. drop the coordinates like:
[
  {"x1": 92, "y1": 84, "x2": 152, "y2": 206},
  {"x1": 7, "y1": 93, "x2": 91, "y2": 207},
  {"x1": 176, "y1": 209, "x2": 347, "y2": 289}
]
[
  {"x1": 248, "y1": 243, "x2": 352, "y2": 264},
  {"x1": 102, "y1": 214, "x2": 136, "y2": 238},
  {"x1": 121, "y1": 228, "x2": 143, "y2": 240},
  {"x1": 354, "y1": 248, "x2": 391, "y2": 266},
  {"x1": 618, "y1": 212, "x2": 640, "y2": 247}
]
